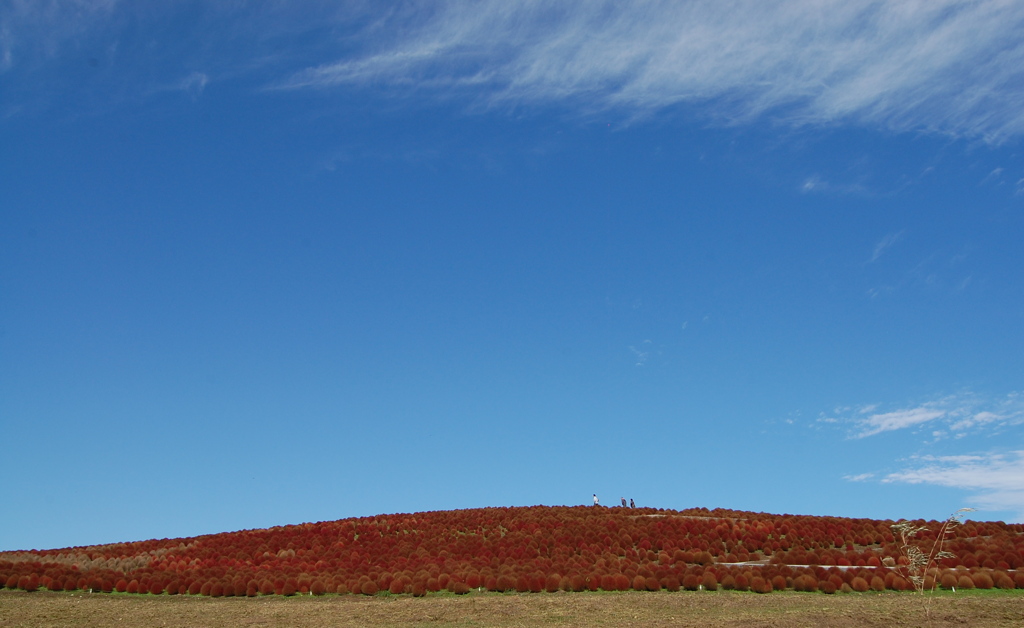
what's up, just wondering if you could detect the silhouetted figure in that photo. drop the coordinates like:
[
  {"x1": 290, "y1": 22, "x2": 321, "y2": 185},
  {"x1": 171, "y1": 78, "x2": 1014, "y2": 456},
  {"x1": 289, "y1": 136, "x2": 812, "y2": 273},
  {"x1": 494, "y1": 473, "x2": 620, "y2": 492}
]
[
  {"x1": 593, "y1": 494, "x2": 599, "y2": 506},
  {"x1": 621, "y1": 497, "x2": 627, "y2": 507},
  {"x1": 630, "y1": 498, "x2": 635, "y2": 508}
]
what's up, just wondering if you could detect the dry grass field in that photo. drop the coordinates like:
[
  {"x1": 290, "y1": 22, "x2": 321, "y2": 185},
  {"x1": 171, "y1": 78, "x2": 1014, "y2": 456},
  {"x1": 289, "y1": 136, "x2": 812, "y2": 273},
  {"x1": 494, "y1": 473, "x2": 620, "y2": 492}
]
[{"x1": 2, "y1": 588, "x2": 1023, "y2": 628}]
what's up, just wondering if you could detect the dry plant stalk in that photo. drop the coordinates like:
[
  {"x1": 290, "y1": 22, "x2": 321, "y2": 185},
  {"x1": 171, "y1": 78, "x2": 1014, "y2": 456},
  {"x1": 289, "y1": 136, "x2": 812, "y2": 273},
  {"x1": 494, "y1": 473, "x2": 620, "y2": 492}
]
[{"x1": 889, "y1": 508, "x2": 975, "y2": 595}]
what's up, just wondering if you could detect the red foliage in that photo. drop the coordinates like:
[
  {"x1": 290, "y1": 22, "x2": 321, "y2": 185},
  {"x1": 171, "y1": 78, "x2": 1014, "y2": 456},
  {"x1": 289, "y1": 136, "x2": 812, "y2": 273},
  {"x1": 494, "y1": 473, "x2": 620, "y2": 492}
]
[
  {"x1": 993, "y1": 572, "x2": 1015, "y2": 590},
  {"x1": 940, "y1": 572, "x2": 958, "y2": 589},
  {"x1": 2, "y1": 503, "x2": 1019, "y2": 603},
  {"x1": 793, "y1": 575, "x2": 817, "y2": 592},
  {"x1": 702, "y1": 572, "x2": 718, "y2": 591},
  {"x1": 971, "y1": 572, "x2": 993, "y2": 589},
  {"x1": 514, "y1": 575, "x2": 530, "y2": 593},
  {"x1": 850, "y1": 577, "x2": 869, "y2": 592},
  {"x1": 733, "y1": 574, "x2": 749, "y2": 592},
  {"x1": 360, "y1": 580, "x2": 378, "y2": 596},
  {"x1": 18, "y1": 575, "x2": 38, "y2": 592},
  {"x1": 545, "y1": 574, "x2": 561, "y2": 593},
  {"x1": 750, "y1": 577, "x2": 772, "y2": 594},
  {"x1": 494, "y1": 575, "x2": 514, "y2": 592}
]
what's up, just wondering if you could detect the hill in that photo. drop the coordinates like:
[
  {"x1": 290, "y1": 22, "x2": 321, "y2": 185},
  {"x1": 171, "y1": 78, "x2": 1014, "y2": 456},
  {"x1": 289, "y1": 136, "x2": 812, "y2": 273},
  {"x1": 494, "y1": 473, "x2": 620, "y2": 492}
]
[{"x1": 3, "y1": 505, "x2": 1023, "y2": 596}]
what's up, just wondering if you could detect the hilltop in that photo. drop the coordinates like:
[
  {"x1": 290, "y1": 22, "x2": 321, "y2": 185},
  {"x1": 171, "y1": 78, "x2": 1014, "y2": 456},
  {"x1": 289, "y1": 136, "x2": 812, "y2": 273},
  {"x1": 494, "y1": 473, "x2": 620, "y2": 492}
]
[{"x1": 3, "y1": 505, "x2": 1023, "y2": 596}]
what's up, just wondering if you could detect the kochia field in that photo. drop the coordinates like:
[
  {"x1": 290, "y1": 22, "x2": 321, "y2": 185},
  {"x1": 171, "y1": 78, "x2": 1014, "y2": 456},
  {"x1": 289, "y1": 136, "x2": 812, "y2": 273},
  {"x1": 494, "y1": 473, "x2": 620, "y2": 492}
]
[{"x1": 3, "y1": 506, "x2": 1023, "y2": 596}]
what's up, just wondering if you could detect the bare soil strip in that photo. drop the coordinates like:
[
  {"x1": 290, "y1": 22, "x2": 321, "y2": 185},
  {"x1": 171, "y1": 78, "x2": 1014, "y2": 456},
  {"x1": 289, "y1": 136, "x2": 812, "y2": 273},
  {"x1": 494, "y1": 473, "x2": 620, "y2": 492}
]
[{"x1": 3, "y1": 589, "x2": 1023, "y2": 628}]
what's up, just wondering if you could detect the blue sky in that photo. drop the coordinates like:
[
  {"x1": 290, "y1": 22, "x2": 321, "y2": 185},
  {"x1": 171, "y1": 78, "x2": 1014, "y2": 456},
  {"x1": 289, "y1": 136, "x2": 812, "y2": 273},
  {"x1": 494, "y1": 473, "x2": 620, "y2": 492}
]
[{"x1": 2, "y1": 1, "x2": 1023, "y2": 552}]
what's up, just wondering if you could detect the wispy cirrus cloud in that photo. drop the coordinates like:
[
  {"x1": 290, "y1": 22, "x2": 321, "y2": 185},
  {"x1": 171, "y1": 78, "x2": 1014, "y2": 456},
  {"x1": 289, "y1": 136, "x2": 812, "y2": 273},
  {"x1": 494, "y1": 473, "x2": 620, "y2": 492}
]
[
  {"x1": 836, "y1": 394, "x2": 1024, "y2": 520},
  {"x1": 869, "y1": 230, "x2": 904, "y2": 263},
  {"x1": 883, "y1": 451, "x2": 1024, "y2": 520},
  {"x1": 6, "y1": 2, "x2": 1024, "y2": 141},
  {"x1": 282, "y1": 0, "x2": 1024, "y2": 142},
  {"x1": 820, "y1": 391, "x2": 1024, "y2": 439},
  {"x1": 856, "y1": 405, "x2": 948, "y2": 438}
]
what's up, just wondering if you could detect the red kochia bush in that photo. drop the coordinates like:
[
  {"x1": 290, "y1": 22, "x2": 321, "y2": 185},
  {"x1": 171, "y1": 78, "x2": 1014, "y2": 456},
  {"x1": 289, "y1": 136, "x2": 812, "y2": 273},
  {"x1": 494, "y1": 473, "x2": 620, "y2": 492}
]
[
  {"x1": 18, "y1": 575, "x2": 38, "y2": 592},
  {"x1": 516, "y1": 575, "x2": 531, "y2": 593},
  {"x1": 569, "y1": 575, "x2": 585, "y2": 592},
  {"x1": 750, "y1": 577, "x2": 772, "y2": 594},
  {"x1": 360, "y1": 580, "x2": 378, "y2": 596},
  {"x1": 971, "y1": 572, "x2": 993, "y2": 589},
  {"x1": 545, "y1": 574, "x2": 561, "y2": 593},
  {"x1": 702, "y1": 571, "x2": 718, "y2": 591},
  {"x1": 993, "y1": 572, "x2": 1015, "y2": 590}
]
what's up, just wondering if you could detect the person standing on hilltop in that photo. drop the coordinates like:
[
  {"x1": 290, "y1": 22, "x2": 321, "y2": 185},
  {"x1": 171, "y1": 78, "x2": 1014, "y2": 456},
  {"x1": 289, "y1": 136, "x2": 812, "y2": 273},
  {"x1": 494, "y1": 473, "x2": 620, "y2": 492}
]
[
  {"x1": 593, "y1": 494, "x2": 599, "y2": 506},
  {"x1": 621, "y1": 497, "x2": 627, "y2": 507},
  {"x1": 630, "y1": 498, "x2": 635, "y2": 508}
]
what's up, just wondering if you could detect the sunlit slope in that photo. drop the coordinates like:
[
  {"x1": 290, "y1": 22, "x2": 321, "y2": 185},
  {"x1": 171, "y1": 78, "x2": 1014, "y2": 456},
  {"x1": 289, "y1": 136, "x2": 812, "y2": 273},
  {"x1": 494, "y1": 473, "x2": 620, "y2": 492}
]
[{"x1": 3, "y1": 505, "x2": 1023, "y2": 595}]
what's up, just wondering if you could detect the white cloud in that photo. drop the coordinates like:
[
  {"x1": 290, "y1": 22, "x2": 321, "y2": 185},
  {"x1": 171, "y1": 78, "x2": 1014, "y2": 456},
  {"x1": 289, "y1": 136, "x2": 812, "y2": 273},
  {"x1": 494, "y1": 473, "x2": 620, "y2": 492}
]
[
  {"x1": 869, "y1": 230, "x2": 904, "y2": 263},
  {"x1": 844, "y1": 473, "x2": 874, "y2": 482},
  {"x1": 6, "y1": 2, "x2": 1024, "y2": 141},
  {"x1": 884, "y1": 451, "x2": 1024, "y2": 521},
  {"x1": 823, "y1": 392, "x2": 1024, "y2": 439},
  {"x1": 282, "y1": 0, "x2": 1024, "y2": 141},
  {"x1": 856, "y1": 405, "x2": 946, "y2": 438},
  {"x1": 179, "y1": 72, "x2": 208, "y2": 99}
]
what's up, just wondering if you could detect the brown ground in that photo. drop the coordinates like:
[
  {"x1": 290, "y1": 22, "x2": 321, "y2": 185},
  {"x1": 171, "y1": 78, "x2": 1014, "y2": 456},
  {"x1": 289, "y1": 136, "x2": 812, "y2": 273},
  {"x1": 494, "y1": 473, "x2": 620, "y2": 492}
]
[{"x1": 2, "y1": 589, "x2": 1022, "y2": 628}]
